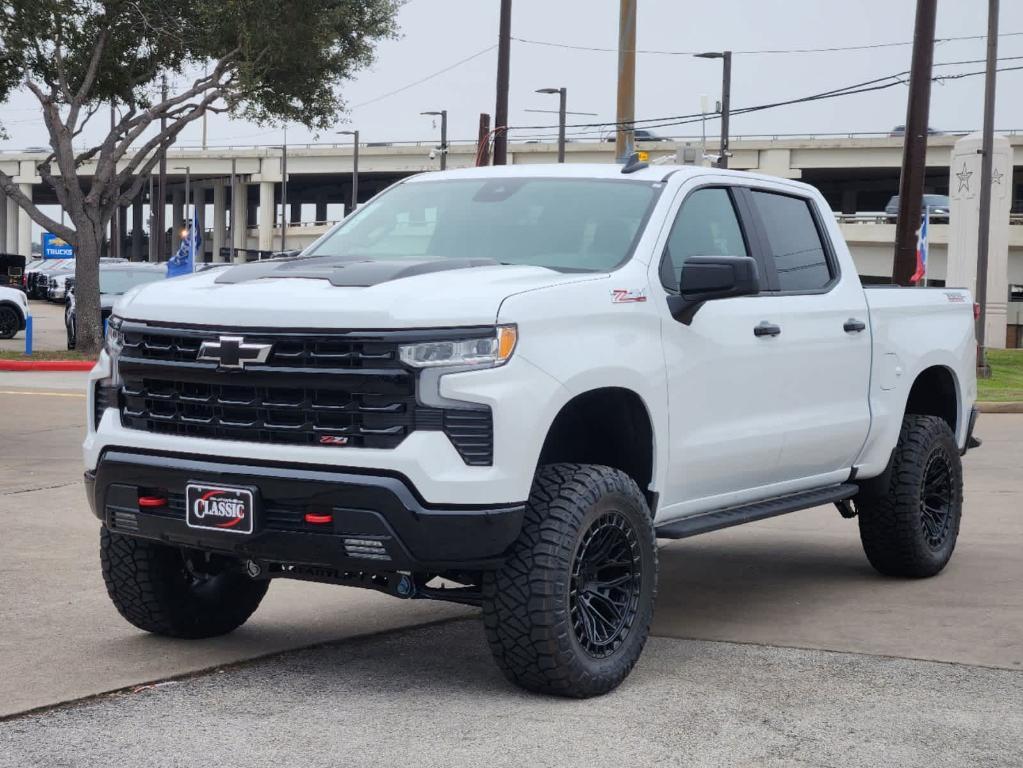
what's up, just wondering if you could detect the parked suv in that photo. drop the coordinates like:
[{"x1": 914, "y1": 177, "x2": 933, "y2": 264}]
[
  {"x1": 86, "y1": 163, "x2": 978, "y2": 697},
  {"x1": 0, "y1": 284, "x2": 29, "y2": 339}
]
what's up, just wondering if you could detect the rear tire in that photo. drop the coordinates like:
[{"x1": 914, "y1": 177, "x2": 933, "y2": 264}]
[
  {"x1": 482, "y1": 463, "x2": 657, "y2": 698},
  {"x1": 0, "y1": 306, "x2": 18, "y2": 339},
  {"x1": 100, "y1": 528, "x2": 269, "y2": 638},
  {"x1": 856, "y1": 415, "x2": 962, "y2": 578}
]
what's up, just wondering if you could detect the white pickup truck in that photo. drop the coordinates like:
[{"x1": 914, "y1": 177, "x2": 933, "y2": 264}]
[{"x1": 84, "y1": 162, "x2": 979, "y2": 698}]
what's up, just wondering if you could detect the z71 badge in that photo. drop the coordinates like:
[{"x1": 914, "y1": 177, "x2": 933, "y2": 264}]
[{"x1": 611, "y1": 288, "x2": 647, "y2": 304}]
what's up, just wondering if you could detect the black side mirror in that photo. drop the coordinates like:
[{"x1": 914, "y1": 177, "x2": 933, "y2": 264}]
[{"x1": 666, "y1": 255, "x2": 760, "y2": 325}]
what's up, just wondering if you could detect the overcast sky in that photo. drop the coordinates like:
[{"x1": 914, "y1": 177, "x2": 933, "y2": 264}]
[{"x1": 2, "y1": 0, "x2": 1022, "y2": 150}]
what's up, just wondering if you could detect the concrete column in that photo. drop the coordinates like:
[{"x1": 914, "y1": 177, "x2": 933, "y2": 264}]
[
  {"x1": 17, "y1": 184, "x2": 32, "y2": 258},
  {"x1": 212, "y1": 181, "x2": 227, "y2": 262},
  {"x1": 131, "y1": 197, "x2": 144, "y2": 260},
  {"x1": 171, "y1": 190, "x2": 185, "y2": 237},
  {"x1": 258, "y1": 180, "x2": 274, "y2": 252},
  {"x1": 315, "y1": 196, "x2": 328, "y2": 224},
  {"x1": 6, "y1": 195, "x2": 18, "y2": 254},
  {"x1": 947, "y1": 132, "x2": 1013, "y2": 349},
  {"x1": 0, "y1": 190, "x2": 7, "y2": 254},
  {"x1": 193, "y1": 185, "x2": 206, "y2": 262},
  {"x1": 231, "y1": 183, "x2": 248, "y2": 258}
]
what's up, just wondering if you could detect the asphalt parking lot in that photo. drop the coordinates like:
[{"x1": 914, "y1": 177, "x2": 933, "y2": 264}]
[
  {"x1": 0, "y1": 298, "x2": 68, "y2": 353},
  {"x1": 1, "y1": 374, "x2": 1021, "y2": 765}
]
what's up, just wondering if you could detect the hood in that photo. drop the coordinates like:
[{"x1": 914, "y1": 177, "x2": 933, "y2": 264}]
[{"x1": 115, "y1": 259, "x2": 600, "y2": 328}]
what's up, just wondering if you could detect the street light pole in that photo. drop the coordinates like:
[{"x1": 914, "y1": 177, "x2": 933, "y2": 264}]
[
  {"x1": 694, "y1": 51, "x2": 732, "y2": 168},
  {"x1": 421, "y1": 111, "x2": 448, "y2": 170},
  {"x1": 336, "y1": 130, "x2": 360, "y2": 214},
  {"x1": 536, "y1": 88, "x2": 567, "y2": 162},
  {"x1": 976, "y1": 0, "x2": 999, "y2": 377},
  {"x1": 615, "y1": 0, "x2": 637, "y2": 163}
]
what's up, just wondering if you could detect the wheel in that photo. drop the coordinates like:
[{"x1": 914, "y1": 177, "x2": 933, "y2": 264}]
[
  {"x1": 856, "y1": 415, "x2": 963, "y2": 578},
  {"x1": 100, "y1": 528, "x2": 269, "y2": 638},
  {"x1": 482, "y1": 463, "x2": 657, "y2": 698},
  {"x1": 0, "y1": 305, "x2": 18, "y2": 339}
]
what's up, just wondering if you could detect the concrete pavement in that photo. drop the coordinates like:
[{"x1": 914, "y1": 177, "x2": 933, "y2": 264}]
[
  {"x1": 0, "y1": 380, "x2": 1020, "y2": 764},
  {"x1": 0, "y1": 299, "x2": 67, "y2": 353},
  {"x1": 1, "y1": 621, "x2": 1020, "y2": 768}
]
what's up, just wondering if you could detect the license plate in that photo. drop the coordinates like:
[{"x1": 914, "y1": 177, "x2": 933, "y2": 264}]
[{"x1": 185, "y1": 483, "x2": 256, "y2": 535}]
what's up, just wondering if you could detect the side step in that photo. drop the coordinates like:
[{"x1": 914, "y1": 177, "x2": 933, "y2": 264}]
[{"x1": 655, "y1": 483, "x2": 859, "y2": 540}]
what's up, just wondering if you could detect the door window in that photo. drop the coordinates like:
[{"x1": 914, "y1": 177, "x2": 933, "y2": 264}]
[
  {"x1": 660, "y1": 188, "x2": 748, "y2": 291},
  {"x1": 750, "y1": 191, "x2": 833, "y2": 292}
]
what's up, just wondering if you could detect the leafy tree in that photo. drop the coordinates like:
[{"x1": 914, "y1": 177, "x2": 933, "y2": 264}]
[{"x1": 0, "y1": 0, "x2": 400, "y2": 353}]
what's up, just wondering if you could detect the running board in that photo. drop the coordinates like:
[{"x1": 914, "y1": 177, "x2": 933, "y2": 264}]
[{"x1": 655, "y1": 483, "x2": 859, "y2": 540}]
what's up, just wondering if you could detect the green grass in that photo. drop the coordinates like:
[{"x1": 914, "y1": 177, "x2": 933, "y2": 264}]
[
  {"x1": 0, "y1": 349, "x2": 95, "y2": 361},
  {"x1": 978, "y1": 349, "x2": 1023, "y2": 403}
]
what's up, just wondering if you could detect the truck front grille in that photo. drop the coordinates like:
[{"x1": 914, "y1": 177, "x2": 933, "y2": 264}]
[{"x1": 116, "y1": 323, "x2": 494, "y2": 465}]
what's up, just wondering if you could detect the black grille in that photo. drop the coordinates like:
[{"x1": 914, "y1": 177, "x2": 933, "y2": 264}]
[
  {"x1": 116, "y1": 323, "x2": 494, "y2": 465},
  {"x1": 94, "y1": 383, "x2": 118, "y2": 429}
]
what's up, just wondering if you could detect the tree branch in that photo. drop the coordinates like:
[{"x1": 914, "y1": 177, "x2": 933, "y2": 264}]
[{"x1": 0, "y1": 171, "x2": 75, "y2": 243}]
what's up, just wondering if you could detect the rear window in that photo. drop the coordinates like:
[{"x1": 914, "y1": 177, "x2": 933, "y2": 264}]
[{"x1": 750, "y1": 191, "x2": 833, "y2": 292}]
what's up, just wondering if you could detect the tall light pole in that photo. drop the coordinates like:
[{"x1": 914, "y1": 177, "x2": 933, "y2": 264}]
[
  {"x1": 493, "y1": 0, "x2": 512, "y2": 165},
  {"x1": 694, "y1": 51, "x2": 732, "y2": 169},
  {"x1": 173, "y1": 165, "x2": 192, "y2": 268},
  {"x1": 280, "y1": 127, "x2": 288, "y2": 253},
  {"x1": 536, "y1": 88, "x2": 567, "y2": 162},
  {"x1": 337, "y1": 129, "x2": 360, "y2": 214},
  {"x1": 421, "y1": 110, "x2": 448, "y2": 170}
]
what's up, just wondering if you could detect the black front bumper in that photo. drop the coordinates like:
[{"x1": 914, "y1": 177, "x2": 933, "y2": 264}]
[{"x1": 87, "y1": 449, "x2": 525, "y2": 572}]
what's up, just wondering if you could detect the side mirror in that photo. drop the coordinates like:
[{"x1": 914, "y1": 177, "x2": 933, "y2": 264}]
[{"x1": 666, "y1": 255, "x2": 760, "y2": 325}]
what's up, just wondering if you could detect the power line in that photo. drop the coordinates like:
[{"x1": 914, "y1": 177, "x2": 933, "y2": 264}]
[
  {"x1": 507, "y1": 63, "x2": 1023, "y2": 138},
  {"x1": 350, "y1": 45, "x2": 497, "y2": 109},
  {"x1": 511, "y1": 31, "x2": 1023, "y2": 56}
]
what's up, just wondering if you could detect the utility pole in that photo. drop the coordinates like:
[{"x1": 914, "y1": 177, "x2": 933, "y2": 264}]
[
  {"x1": 422, "y1": 111, "x2": 448, "y2": 170},
  {"x1": 892, "y1": 0, "x2": 938, "y2": 285},
  {"x1": 694, "y1": 51, "x2": 732, "y2": 168},
  {"x1": 493, "y1": 0, "x2": 512, "y2": 165},
  {"x1": 615, "y1": 0, "x2": 637, "y2": 162},
  {"x1": 976, "y1": 0, "x2": 999, "y2": 376},
  {"x1": 536, "y1": 88, "x2": 567, "y2": 162},
  {"x1": 476, "y1": 113, "x2": 492, "y2": 166},
  {"x1": 156, "y1": 73, "x2": 168, "y2": 261}
]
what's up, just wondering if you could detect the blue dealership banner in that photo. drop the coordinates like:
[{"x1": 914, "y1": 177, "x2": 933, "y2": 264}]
[{"x1": 42, "y1": 233, "x2": 75, "y2": 259}]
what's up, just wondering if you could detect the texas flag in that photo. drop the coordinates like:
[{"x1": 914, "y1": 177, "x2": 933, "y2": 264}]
[{"x1": 911, "y1": 207, "x2": 929, "y2": 285}]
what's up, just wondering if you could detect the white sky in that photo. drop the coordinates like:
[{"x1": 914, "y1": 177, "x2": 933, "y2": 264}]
[{"x1": 2, "y1": 0, "x2": 1022, "y2": 151}]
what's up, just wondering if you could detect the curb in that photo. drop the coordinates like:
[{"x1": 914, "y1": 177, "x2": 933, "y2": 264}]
[
  {"x1": 0, "y1": 360, "x2": 95, "y2": 372},
  {"x1": 976, "y1": 401, "x2": 1023, "y2": 414}
]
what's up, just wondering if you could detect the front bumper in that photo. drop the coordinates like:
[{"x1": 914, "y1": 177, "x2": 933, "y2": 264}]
[{"x1": 88, "y1": 449, "x2": 526, "y2": 571}]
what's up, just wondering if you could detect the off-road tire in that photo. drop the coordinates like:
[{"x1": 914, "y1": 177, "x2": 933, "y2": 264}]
[
  {"x1": 100, "y1": 528, "x2": 269, "y2": 638},
  {"x1": 856, "y1": 414, "x2": 963, "y2": 578},
  {"x1": 482, "y1": 463, "x2": 657, "y2": 698},
  {"x1": 0, "y1": 305, "x2": 19, "y2": 339}
]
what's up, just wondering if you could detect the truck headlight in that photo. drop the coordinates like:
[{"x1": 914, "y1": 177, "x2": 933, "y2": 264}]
[
  {"x1": 104, "y1": 316, "x2": 125, "y2": 384},
  {"x1": 399, "y1": 325, "x2": 517, "y2": 369}
]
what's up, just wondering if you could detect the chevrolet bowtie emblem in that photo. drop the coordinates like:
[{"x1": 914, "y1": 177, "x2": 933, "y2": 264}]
[{"x1": 197, "y1": 336, "x2": 273, "y2": 369}]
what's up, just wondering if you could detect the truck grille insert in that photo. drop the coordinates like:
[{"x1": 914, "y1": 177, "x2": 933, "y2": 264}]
[{"x1": 115, "y1": 323, "x2": 493, "y2": 465}]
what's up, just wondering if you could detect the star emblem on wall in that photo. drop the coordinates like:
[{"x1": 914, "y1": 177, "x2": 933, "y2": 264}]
[
  {"x1": 991, "y1": 168, "x2": 1004, "y2": 185},
  {"x1": 955, "y1": 163, "x2": 973, "y2": 193}
]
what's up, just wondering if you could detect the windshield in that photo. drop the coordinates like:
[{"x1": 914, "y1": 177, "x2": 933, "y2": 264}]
[
  {"x1": 99, "y1": 269, "x2": 162, "y2": 294},
  {"x1": 306, "y1": 178, "x2": 660, "y2": 272}
]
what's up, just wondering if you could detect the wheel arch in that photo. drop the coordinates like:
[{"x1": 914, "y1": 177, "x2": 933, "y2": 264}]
[
  {"x1": 536, "y1": 386, "x2": 657, "y2": 512},
  {"x1": 903, "y1": 364, "x2": 960, "y2": 435}
]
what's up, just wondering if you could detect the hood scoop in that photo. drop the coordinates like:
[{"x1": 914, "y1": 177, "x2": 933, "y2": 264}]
[{"x1": 214, "y1": 256, "x2": 504, "y2": 287}]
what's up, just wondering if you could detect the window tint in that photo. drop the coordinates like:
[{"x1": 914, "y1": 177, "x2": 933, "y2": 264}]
[
  {"x1": 751, "y1": 191, "x2": 833, "y2": 291},
  {"x1": 660, "y1": 188, "x2": 747, "y2": 290}
]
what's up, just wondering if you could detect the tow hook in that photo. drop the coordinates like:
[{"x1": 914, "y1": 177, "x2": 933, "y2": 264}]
[
  {"x1": 244, "y1": 559, "x2": 264, "y2": 579},
  {"x1": 396, "y1": 574, "x2": 416, "y2": 598}
]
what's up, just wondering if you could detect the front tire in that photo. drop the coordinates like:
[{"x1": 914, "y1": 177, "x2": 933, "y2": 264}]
[
  {"x1": 0, "y1": 306, "x2": 18, "y2": 339},
  {"x1": 482, "y1": 463, "x2": 657, "y2": 698},
  {"x1": 100, "y1": 528, "x2": 269, "y2": 638},
  {"x1": 856, "y1": 415, "x2": 963, "y2": 578}
]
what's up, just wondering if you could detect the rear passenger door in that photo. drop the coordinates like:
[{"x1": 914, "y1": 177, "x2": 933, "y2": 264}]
[{"x1": 742, "y1": 188, "x2": 872, "y2": 483}]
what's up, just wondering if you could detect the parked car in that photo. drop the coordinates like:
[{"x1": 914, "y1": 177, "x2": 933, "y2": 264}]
[
  {"x1": 86, "y1": 163, "x2": 978, "y2": 698},
  {"x1": 48, "y1": 273, "x2": 74, "y2": 302},
  {"x1": 25, "y1": 259, "x2": 73, "y2": 299},
  {"x1": 65, "y1": 264, "x2": 164, "y2": 349},
  {"x1": 884, "y1": 194, "x2": 951, "y2": 223},
  {"x1": 0, "y1": 284, "x2": 29, "y2": 339}
]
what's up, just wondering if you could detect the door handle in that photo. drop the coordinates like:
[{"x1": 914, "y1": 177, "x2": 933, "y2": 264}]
[
  {"x1": 754, "y1": 321, "x2": 782, "y2": 338},
  {"x1": 843, "y1": 318, "x2": 867, "y2": 333}
]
